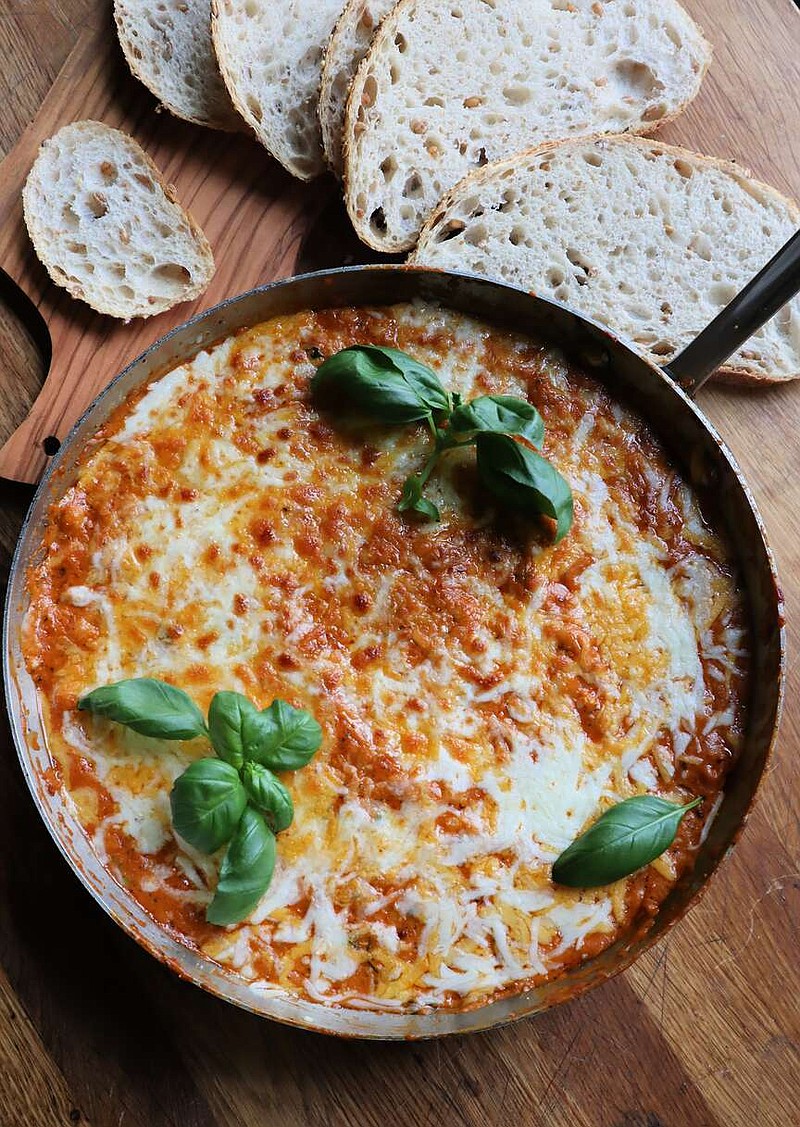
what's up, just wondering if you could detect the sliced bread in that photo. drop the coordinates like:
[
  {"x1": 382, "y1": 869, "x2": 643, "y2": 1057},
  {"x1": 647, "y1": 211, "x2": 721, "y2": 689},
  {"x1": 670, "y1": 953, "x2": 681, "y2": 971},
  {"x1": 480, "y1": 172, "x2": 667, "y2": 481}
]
[
  {"x1": 114, "y1": 0, "x2": 242, "y2": 131},
  {"x1": 22, "y1": 121, "x2": 215, "y2": 320},
  {"x1": 319, "y1": 0, "x2": 396, "y2": 178},
  {"x1": 212, "y1": 0, "x2": 346, "y2": 181},
  {"x1": 344, "y1": 0, "x2": 711, "y2": 253},
  {"x1": 412, "y1": 135, "x2": 800, "y2": 384}
]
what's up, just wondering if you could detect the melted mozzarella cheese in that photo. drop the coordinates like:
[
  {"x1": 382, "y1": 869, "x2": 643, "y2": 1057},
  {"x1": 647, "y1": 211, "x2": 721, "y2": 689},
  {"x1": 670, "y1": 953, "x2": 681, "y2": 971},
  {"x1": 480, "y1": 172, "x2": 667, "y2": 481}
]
[{"x1": 24, "y1": 302, "x2": 749, "y2": 1013}]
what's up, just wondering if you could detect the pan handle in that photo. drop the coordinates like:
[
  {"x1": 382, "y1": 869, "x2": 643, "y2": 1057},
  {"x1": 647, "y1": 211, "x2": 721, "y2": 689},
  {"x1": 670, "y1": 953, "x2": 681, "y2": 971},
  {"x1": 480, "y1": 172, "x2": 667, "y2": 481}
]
[{"x1": 665, "y1": 229, "x2": 800, "y2": 396}]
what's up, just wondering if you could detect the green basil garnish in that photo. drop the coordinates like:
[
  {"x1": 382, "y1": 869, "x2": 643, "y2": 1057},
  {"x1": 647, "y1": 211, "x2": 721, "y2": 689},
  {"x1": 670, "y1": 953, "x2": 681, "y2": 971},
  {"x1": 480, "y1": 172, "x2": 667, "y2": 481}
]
[
  {"x1": 169, "y1": 758, "x2": 247, "y2": 853},
  {"x1": 241, "y1": 761, "x2": 294, "y2": 833},
  {"x1": 312, "y1": 345, "x2": 573, "y2": 543},
  {"x1": 206, "y1": 807, "x2": 277, "y2": 926},
  {"x1": 207, "y1": 690, "x2": 258, "y2": 769},
  {"x1": 552, "y1": 795, "x2": 703, "y2": 888},
  {"x1": 311, "y1": 344, "x2": 450, "y2": 424},
  {"x1": 78, "y1": 677, "x2": 321, "y2": 925},
  {"x1": 78, "y1": 677, "x2": 207, "y2": 741},
  {"x1": 242, "y1": 698, "x2": 323, "y2": 771},
  {"x1": 398, "y1": 472, "x2": 441, "y2": 521},
  {"x1": 201, "y1": 690, "x2": 322, "y2": 773},
  {"x1": 475, "y1": 432, "x2": 574, "y2": 542},
  {"x1": 450, "y1": 394, "x2": 545, "y2": 447}
]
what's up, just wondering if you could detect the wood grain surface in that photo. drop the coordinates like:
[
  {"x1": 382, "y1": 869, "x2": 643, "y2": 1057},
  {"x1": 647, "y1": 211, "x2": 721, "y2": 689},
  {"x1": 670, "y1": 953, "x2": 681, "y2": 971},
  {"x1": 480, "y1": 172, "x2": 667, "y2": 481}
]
[
  {"x1": 0, "y1": 4, "x2": 391, "y2": 483},
  {"x1": 1, "y1": 1, "x2": 799, "y2": 1124}
]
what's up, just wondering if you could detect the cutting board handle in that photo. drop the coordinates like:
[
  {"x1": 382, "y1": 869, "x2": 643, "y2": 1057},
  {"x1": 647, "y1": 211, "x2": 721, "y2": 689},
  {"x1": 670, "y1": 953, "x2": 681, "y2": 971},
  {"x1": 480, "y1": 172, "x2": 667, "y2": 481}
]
[
  {"x1": 0, "y1": 267, "x2": 57, "y2": 482},
  {"x1": 0, "y1": 266, "x2": 52, "y2": 368}
]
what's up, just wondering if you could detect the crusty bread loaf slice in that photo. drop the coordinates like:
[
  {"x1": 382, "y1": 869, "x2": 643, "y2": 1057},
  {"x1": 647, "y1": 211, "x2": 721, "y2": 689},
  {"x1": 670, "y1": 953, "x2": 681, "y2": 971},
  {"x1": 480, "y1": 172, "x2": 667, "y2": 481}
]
[
  {"x1": 212, "y1": 0, "x2": 346, "y2": 180},
  {"x1": 344, "y1": 0, "x2": 711, "y2": 253},
  {"x1": 22, "y1": 121, "x2": 215, "y2": 320},
  {"x1": 319, "y1": 0, "x2": 396, "y2": 178},
  {"x1": 413, "y1": 135, "x2": 800, "y2": 384},
  {"x1": 114, "y1": 0, "x2": 242, "y2": 131}
]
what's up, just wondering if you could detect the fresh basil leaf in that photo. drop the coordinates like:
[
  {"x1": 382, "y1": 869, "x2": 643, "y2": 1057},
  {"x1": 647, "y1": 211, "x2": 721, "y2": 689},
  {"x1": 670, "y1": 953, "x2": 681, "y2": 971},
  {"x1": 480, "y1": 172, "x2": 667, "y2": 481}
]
[
  {"x1": 207, "y1": 691, "x2": 261, "y2": 769},
  {"x1": 241, "y1": 762, "x2": 294, "y2": 833},
  {"x1": 378, "y1": 347, "x2": 451, "y2": 415},
  {"x1": 552, "y1": 795, "x2": 703, "y2": 888},
  {"x1": 398, "y1": 474, "x2": 440, "y2": 521},
  {"x1": 242, "y1": 699, "x2": 323, "y2": 772},
  {"x1": 475, "y1": 432, "x2": 573, "y2": 542},
  {"x1": 450, "y1": 395, "x2": 545, "y2": 447},
  {"x1": 170, "y1": 758, "x2": 247, "y2": 853},
  {"x1": 311, "y1": 345, "x2": 450, "y2": 424},
  {"x1": 206, "y1": 807, "x2": 277, "y2": 925},
  {"x1": 78, "y1": 677, "x2": 207, "y2": 741}
]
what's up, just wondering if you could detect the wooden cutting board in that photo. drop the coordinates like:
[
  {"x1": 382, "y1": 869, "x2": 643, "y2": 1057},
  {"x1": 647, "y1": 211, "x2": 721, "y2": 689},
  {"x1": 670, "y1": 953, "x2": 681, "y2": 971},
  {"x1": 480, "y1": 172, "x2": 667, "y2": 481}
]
[
  {"x1": 1, "y1": 0, "x2": 799, "y2": 484},
  {"x1": 0, "y1": 5, "x2": 389, "y2": 484}
]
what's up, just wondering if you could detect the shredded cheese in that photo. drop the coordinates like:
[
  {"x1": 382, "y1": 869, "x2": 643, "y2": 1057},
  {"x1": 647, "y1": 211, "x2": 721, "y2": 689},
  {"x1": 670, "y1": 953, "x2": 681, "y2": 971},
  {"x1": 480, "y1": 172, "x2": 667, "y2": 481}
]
[{"x1": 23, "y1": 302, "x2": 749, "y2": 1013}]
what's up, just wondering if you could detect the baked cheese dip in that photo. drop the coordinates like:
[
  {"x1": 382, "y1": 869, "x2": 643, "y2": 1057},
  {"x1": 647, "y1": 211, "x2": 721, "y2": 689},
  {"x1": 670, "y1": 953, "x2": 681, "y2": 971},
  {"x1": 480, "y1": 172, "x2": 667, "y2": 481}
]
[{"x1": 24, "y1": 303, "x2": 749, "y2": 1013}]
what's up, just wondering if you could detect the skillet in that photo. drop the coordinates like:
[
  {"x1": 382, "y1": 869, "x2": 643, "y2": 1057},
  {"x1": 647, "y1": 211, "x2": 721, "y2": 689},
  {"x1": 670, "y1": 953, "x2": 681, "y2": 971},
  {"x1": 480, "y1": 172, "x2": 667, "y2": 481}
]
[{"x1": 4, "y1": 230, "x2": 799, "y2": 1037}]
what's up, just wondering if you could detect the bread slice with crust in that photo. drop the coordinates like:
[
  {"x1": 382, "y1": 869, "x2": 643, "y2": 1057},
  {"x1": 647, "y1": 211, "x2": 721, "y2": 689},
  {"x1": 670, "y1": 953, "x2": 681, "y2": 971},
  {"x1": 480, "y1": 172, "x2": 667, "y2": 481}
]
[
  {"x1": 344, "y1": 0, "x2": 711, "y2": 253},
  {"x1": 114, "y1": 0, "x2": 242, "y2": 131},
  {"x1": 319, "y1": 0, "x2": 396, "y2": 178},
  {"x1": 412, "y1": 135, "x2": 800, "y2": 384},
  {"x1": 212, "y1": 0, "x2": 346, "y2": 181},
  {"x1": 23, "y1": 121, "x2": 215, "y2": 320}
]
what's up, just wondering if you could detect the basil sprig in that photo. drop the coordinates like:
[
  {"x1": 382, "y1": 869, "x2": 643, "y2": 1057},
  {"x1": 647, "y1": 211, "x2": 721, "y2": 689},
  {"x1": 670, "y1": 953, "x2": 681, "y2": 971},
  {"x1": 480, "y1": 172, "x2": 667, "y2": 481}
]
[
  {"x1": 450, "y1": 394, "x2": 545, "y2": 447},
  {"x1": 207, "y1": 690, "x2": 254, "y2": 769},
  {"x1": 206, "y1": 807, "x2": 277, "y2": 927},
  {"x1": 552, "y1": 795, "x2": 703, "y2": 888},
  {"x1": 241, "y1": 699, "x2": 322, "y2": 771},
  {"x1": 311, "y1": 345, "x2": 451, "y2": 424},
  {"x1": 170, "y1": 759, "x2": 247, "y2": 853},
  {"x1": 311, "y1": 344, "x2": 573, "y2": 542},
  {"x1": 241, "y1": 761, "x2": 294, "y2": 833},
  {"x1": 476, "y1": 433, "x2": 574, "y2": 543},
  {"x1": 206, "y1": 692, "x2": 320, "y2": 772},
  {"x1": 398, "y1": 474, "x2": 441, "y2": 521},
  {"x1": 78, "y1": 677, "x2": 207, "y2": 741},
  {"x1": 78, "y1": 678, "x2": 321, "y2": 925}
]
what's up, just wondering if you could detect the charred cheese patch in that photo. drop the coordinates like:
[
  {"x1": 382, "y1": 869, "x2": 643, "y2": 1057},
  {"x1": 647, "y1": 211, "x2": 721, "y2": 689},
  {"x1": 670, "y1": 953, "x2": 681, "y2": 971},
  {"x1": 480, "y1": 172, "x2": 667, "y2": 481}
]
[{"x1": 24, "y1": 303, "x2": 749, "y2": 1013}]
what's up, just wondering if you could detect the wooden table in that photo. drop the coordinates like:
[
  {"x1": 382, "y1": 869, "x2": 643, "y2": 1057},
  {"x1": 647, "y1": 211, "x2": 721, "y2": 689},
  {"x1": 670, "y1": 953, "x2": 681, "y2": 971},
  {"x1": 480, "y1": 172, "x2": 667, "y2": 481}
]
[{"x1": 1, "y1": 2, "x2": 799, "y2": 1124}]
